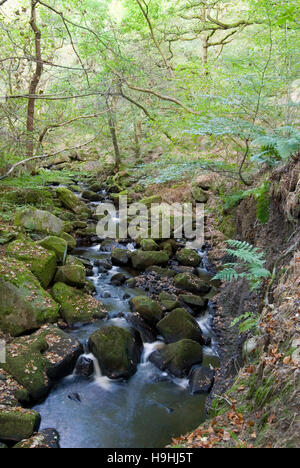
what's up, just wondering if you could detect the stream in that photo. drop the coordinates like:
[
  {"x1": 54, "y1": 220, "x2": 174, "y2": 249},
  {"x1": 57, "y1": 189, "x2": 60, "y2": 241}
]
[{"x1": 33, "y1": 192, "x2": 220, "y2": 449}]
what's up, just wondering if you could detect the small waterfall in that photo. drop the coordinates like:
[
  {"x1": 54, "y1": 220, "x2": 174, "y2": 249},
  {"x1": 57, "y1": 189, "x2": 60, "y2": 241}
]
[{"x1": 142, "y1": 342, "x2": 163, "y2": 364}]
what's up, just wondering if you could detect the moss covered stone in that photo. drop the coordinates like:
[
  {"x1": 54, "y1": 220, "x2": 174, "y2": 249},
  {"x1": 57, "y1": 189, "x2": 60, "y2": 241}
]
[
  {"x1": 6, "y1": 238, "x2": 57, "y2": 288},
  {"x1": 130, "y1": 296, "x2": 163, "y2": 325},
  {"x1": 139, "y1": 195, "x2": 162, "y2": 207},
  {"x1": 54, "y1": 264, "x2": 86, "y2": 288},
  {"x1": 89, "y1": 326, "x2": 142, "y2": 379},
  {"x1": 15, "y1": 209, "x2": 64, "y2": 235},
  {"x1": 13, "y1": 428, "x2": 60, "y2": 449},
  {"x1": 179, "y1": 294, "x2": 207, "y2": 310},
  {"x1": 149, "y1": 339, "x2": 203, "y2": 378},
  {"x1": 176, "y1": 248, "x2": 201, "y2": 267},
  {"x1": 60, "y1": 232, "x2": 77, "y2": 250},
  {"x1": 158, "y1": 292, "x2": 180, "y2": 311},
  {"x1": 157, "y1": 308, "x2": 204, "y2": 344},
  {"x1": 131, "y1": 250, "x2": 169, "y2": 270},
  {"x1": 174, "y1": 273, "x2": 211, "y2": 295},
  {"x1": 111, "y1": 248, "x2": 130, "y2": 266},
  {"x1": 0, "y1": 406, "x2": 40, "y2": 442},
  {"x1": 140, "y1": 239, "x2": 159, "y2": 251},
  {"x1": 52, "y1": 282, "x2": 107, "y2": 324},
  {"x1": 56, "y1": 187, "x2": 91, "y2": 216},
  {"x1": 39, "y1": 236, "x2": 68, "y2": 263},
  {"x1": 0, "y1": 257, "x2": 60, "y2": 336},
  {"x1": 0, "y1": 326, "x2": 82, "y2": 400}
]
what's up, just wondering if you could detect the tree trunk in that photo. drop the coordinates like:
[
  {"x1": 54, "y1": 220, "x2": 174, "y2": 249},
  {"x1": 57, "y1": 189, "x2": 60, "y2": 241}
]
[
  {"x1": 134, "y1": 121, "x2": 142, "y2": 159},
  {"x1": 26, "y1": 0, "x2": 43, "y2": 158},
  {"x1": 108, "y1": 112, "x2": 121, "y2": 170},
  {"x1": 202, "y1": 35, "x2": 209, "y2": 72}
]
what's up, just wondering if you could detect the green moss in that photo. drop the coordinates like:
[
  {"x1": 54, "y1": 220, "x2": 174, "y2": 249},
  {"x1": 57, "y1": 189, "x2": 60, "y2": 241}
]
[
  {"x1": 0, "y1": 406, "x2": 40, "y2": 442},
  {"x1": 52, "y1": 282, "x2": 107, "y2": 324},
  {"x1": 0, "y1": 257, "x2": 60, "y2": 336},
  {"x1": 6, "y1": 238, "x2": 57, "y2": 288},
  {"x1": 39, "y1": 236, "x2": 68, "y2": 263}
]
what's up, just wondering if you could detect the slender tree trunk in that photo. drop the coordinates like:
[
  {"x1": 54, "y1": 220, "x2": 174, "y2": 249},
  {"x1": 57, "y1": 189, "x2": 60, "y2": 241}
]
[
  {"x1": 202, "y1": 35, "x2": 209, "y2": 72},
  {"x1": 108, "y1": 112, "x2": 121, "y2": 170},
  {"x1": 133, "y1": 121, "x2": 142, "y2": 159},
  {"x1": 26, "y1": 0, "x2": 43, "y2": 158}
]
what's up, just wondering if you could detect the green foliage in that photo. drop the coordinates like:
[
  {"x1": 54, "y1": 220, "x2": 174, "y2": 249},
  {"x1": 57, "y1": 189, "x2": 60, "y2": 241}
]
[
  {"x1": 252, "y1": 127, "x2": 300, "y2": 166},
  {"x1": 221, "y1": 182, "x2": 270, "y2": 224},
  {"x1": 214, "y1": 240, "x2": 271, "y2": 290},
  {"x1": 231, "y1": 312, "x2": 260, "y2": 333}
]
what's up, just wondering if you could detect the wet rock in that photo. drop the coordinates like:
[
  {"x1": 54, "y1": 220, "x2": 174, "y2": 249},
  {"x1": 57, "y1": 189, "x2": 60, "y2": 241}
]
[
  {"x1": 174, "y1": 273, "x2": 211, "y2": 295},
  {"x1": 197, "y1": 268, "x2": 221, "y2": 288},
  {"x1": 176, "y1": 248, "x2": 201, "y2": 267},
  {"x1": 89, "y1": 326, "x2": 142, "y2": 380},
  {"x1": 89, "y1": 183, "x2": 103, "y2": 193},
  {"x1": 131, "y1": 250, "x2": 169, "y2": 270},
  {"x1": 140, "y1": 239, "x2": 159, "y2": 251},
  {"x1": 189, "y1": 366, "x2": 215, "y2": 394},
  {"x1": 149, "y1": 339, "x2": 203, "y2": 378},
  {"x1": 68, "y1": 393, "x2": 81, "y2": 403},
  {"x1": 110, "y1": 273, "x2": 127, "y2": 286},
  {"x1": 1, "y1": 326, "x2": 82, "y2": 400},
  {"x1": 0, "y1": 406, "x2": 40, "y2": 442},
  {"x1": 52, "y1": 282, "x2": 107, "y2": 324},
  {"x1": 39, "y1": 236, "x2": 68, "y2": 264},
  {"x1": 100, "y1": 239, "x2": 117, "y2": 252},
  {"x1": 126, "y1": 313, "x2": 157, "y2": 343},
  {"x1": 55, "y1": 264, "x2": 86, "y2": 288},
  {"x1": 130, "y1": 296, "x2": 163, "y2": 325},
  {"x1": 15, "y1": 209, "x2": 64, "y2": 236},
  {"x1": 111, "y1": 248, "x2": 130, "y2": 266},
  {"x1": 75, "y1": 355, "x2": 94, "y2": 377},
  {"x1": 126, "y1": 278, "x2": 137, "y2": 288},
  {"x1": 179, "y1": 294, "x2": 208, "y2": 311},
  {"x1": 6, "y1": 238, "x2": 57, "y2": 289},
  {"x1": 0, "y1": 257, "x2": 60, "y2": 337},
  {"x1": 82, "y1": 190, "x2": 103, "y2": 202},
  {"x1": 95, "y1": 259, "x2": 112, "y2": 273},
  {"x1": 13, "y1": 428, "x2": 60, "y2": 449},
  {"x1": 145, "y1": 266, "x2": 176, "y2": 278},
  {"x1": 158, "y1": 292, "x2": 180, "y2": 311},
  {"x1": 157, "y1": 308, "x2": 205, "y2": 344}
]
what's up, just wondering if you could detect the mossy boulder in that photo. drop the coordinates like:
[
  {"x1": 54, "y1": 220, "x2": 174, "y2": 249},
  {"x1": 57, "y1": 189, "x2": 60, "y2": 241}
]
[
  {"x1": 89, "y1": 326, "x2": 142, "y2": 379},
  {"x1": 82, "y1": 190, "x2": 103, "y2": 202},
  {"x1": 149, "y1": 339, "x2": 203, "y2": 378},
  {"x1": 158, "y1": 292, "x2": 180, "y2": 311},
  {"x1": 0, "y1": 257, "x2": 60, "y2": 336},
  {"x1": 52, "y1": 282, "x2": 107, "y2": 324},
  {"x1": 39, "y1": 236, "x2": 68, "y2": 264},
  {"x1": 60, "y1": 232, "x2": 77, "y2": 250},
  {"x1": 174, "y1": 273, "x2": 211, "y2": 295},
  {"x1": 0, "y1": 406, "x2": 40, "y2": 442},
  {"x1": 176, "y1": 248, "x2": 201, "y2": 267},
  {"x1": 111, "y1": 248, "x2": 130, "y2": 266},
  {"x1": 131, "y1": 250, "x2": 169, "y2": 270},
  {"x1": 13, "y1": 428, "x2": 60, "y2": 449},
  {"x1": 179, "y1": 294, "x2": 207, "y2": 311},
  {"x1": 146, "y1": 266, "x2": 176, "y2": 278},
  {"x1": 139, "y1": 195, "x2": 162, "y2": 208},
  {"x1": 130, "y1": 296, "x2": 163, "y2": 325},
  {"x1": 197, "y1": 268, "x2": 221, "y2": 288},
  {"x1": 56, "y1": 187, "x2": 91, "y2": 216},
  {"x1": 189, "y1": 366, "x2": 215, "y2": 394},
  {"x1": 191, "y1": 186, "x2": 209, "y2": 203},
  {"x1": 157, "y1": 308, "x2": 204, "y2": 344},
  {"x1": 15, "y1": 209, "x2": 64, "y2": 235},
  {"x1": 0, "y1": 327, "x2": 82, "y2": 400},
  {"x1": 6, "y1": 239, "x2": 57, "y2": 288},
  {"x1": 54, "y1": 264, "x2": 86, "y2": 288},
  {"x1": 140, "y1": 239, "x2": 159, "y2": 251},
  {"x1": 5, "y1": 188, "x2": 53, "y2": 207}
]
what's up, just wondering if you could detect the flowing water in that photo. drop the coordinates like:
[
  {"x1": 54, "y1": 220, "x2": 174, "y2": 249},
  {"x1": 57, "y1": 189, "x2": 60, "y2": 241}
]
[{"x1": 34, "y1": 196, "x2": 220, "y2": 448}]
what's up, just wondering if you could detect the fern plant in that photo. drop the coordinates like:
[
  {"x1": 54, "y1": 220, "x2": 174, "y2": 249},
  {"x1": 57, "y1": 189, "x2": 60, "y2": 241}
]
[
  {"x1": 251, "y1": 126, "x2": 300, "y2": 166},
  {"x1": 213, "y1": 240, "x2": 271, "y2": 290},
  {"x1": 231, "y1": 312, "x2": 260, "y2": 333}
]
